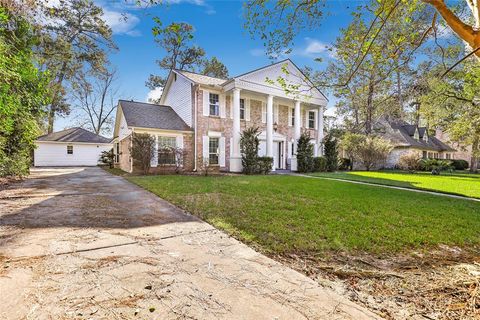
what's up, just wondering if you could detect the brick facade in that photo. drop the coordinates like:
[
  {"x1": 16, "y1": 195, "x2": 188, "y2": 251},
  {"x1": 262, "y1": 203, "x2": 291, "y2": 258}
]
[
  {"x1": 115, "y1": 135, "x2": 132, "y2": 172},
  {"x1": 194, "y1": 88, "x2": 321, "y2": 171}
]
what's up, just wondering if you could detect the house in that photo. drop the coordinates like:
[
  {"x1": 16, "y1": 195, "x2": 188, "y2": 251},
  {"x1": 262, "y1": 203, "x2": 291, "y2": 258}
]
[
  {"x1": 34, "y1": 127, "x2": 112, "y2": 167},
  {"x1": 435, "y1": 129, "x2": 478, "y2": 170},
  {"x1": 112, "y1": 59, "x2": 328, "y2": 173},
  {"x1": 374, "y1": 118, "x2": 456, "y2": 168}
]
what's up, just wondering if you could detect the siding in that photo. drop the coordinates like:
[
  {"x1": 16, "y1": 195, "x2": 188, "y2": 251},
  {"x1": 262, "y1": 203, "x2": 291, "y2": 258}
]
[
  {"x1": 164, "y1": 74, "x2": 193, "y2": 126},
  {"x1": 34, "y1": 142, "x2": 112, "y2": 167},
  {"x1": 118, "y1": 110, "x2": 131, "y2": 141}
]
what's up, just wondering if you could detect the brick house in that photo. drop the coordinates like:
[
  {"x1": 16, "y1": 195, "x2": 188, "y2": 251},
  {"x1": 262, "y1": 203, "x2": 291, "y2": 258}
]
[{"x1": 112, "y1": 59, "x2": 328, "y2": 173}]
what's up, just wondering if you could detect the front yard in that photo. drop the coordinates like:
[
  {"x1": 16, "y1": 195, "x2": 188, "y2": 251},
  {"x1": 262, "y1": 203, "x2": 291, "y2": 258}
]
[
  {"x1": 128, "y1": 174, "x2": 480, "y2": 319},
  {"x1": 128, "y1": 174, "x2": 480, "y2": 254},
  {"x1": 310, "y1": 171, "x2": 480, "y2": 199}
]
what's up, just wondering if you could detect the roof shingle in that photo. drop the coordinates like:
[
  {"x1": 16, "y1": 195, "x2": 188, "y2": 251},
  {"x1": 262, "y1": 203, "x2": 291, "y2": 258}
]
[
  {"x1": 37, "y1": 127, "x2": 111, "y2": 143},
  {"x1": 119, "y1": 100, "x2": 192, "y2": 131}
]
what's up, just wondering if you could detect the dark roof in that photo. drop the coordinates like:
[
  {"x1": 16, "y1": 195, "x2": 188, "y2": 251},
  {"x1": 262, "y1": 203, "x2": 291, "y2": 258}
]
[
  {"x1": 119, "y1": 100, "x2": 192, "y2": 131},
  {"x1": 375, "y1": 118, "x2": 455, "y2": 152},
  {"x1": 37, "y1": 127, "x2": 111, "y2": 144}
]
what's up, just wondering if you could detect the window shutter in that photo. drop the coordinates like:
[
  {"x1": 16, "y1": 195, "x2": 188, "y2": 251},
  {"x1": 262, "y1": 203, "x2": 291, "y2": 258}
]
[
  {"x1": 203, "y1": 90, "x2": 210, "y2": 116},
  {"x1": 230, "y1": 95, "x2": 233, "y2": 119},
  {"x1": 305, "y1": 110, "x2": 309, "y2": 128},
  {"x1": 202, "y1": 136, "x2": 209, "y2": 163},
  {"x1": 176, "y1": 135, "x2": 183, "y2": 149},
  {"x1": 261, "y1": 102, "x2": 266, "y2": 123},
  {"x1": 219, "y1": 93, "x2": 226, "y2": 118},
  {"x1": 246, "y1": 99, "x2": 251, "y2": 121},
  {"x1": 274, "y1": 104, "x2": 279, "y2": 123},
  {"x1": 219, "y1": 137, "x2": 226, "y2": 167},
  {"x1": 151, "y1": 135, "x2": 158, "y2": 167}
]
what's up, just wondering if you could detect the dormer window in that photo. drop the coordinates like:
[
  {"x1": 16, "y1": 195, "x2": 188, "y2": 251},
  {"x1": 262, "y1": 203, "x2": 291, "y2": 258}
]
[
  {"x1": 423, "y1": 134, "x2": 428, "y2": 142},
  {"x1": 413, "y1": 128, "x2": 419, "y2": 140}
]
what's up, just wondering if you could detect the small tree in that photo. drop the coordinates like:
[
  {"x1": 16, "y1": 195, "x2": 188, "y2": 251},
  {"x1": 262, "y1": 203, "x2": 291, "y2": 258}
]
[
  {"x1": 199, "y1": 156, "x2": 212, "y2": 176},
  {"x1": 130, "y1": 133, "x2": 155, "y2": 175},
  {"x1": 240, "y1": 127, "x2": 260, "y2": 174},
  {"x1": 99, "y1": 148, "x2": 115, "y2": 168},
  {"x1": 341, "y1": 133, "x2": 365, "y2": 171},
  {"x1": 398, "y1": 152, "x2": 422, "y2": 173},
  {"x1": 355, "y1": 136, "x2": 393, "y2": 171},
  {"x1": 324, "y1": 133, "x2": 338, "y2": 172},
  {"x1": 296, "y1": 132, "x2": 314, "y2": 172}
]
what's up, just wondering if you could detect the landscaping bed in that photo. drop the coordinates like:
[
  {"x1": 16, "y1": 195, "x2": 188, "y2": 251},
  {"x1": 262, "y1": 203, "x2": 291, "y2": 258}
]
[{"x1": 128, "y1": 174, "x2": 480, "y2": 319}]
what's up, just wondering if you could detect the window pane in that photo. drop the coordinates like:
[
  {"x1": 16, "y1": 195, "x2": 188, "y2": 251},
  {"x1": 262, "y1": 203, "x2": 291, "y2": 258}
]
[
  {"x1": 308, "y1": 111, "x2": 315, "y2": 128},
  {"x1": 240, "y1": 99, "x2": 245, "y2": 120},
  {"x1": 209, "y1": 138, "x2": 219, "y2": 164},
  {"x1": 209, "y1": 93, "x2": 219, "y2": 116},
  {"x1": 291, "y1": 108, "x2": 295, "y2": 126},
  {"x1": 67, "y1": 146, "x2": 73, "y2": 154}
]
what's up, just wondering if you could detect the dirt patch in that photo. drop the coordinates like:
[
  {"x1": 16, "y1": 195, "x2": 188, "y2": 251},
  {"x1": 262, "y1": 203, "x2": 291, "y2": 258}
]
[
  {"x1": 0, "y1": 176, "x2": 22, "y2": 191},
  {"x1": 276, "y1": 246, "x2": 480, "y2": 319}
]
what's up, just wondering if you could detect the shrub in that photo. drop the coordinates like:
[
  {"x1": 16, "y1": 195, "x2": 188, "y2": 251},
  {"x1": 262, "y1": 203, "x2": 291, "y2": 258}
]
[
  {"x1": 324, "y1": 133, "x2": 338, "y2": 172},
  {"x1": 296, "y1": 132, "x2": 314, "y2": 173},
  {"x1": 398, "y1": 152, "x2": 422, "y2": 172},
  {"x1": 451, "y1": 159, "x2": 469, "y2": 170},
  {"x1": 338, "y1": 158, "x2": 351, "y2": 171},
  {"x1": 257, "y1": 156, "x2": 273, "y2": 174},
  {"x1": 313, "y1": 157, "x2": 327, "y2": 172},
  {"x1": 99, "y1": 148, "x2": 115, "y2": 168},
  {"x1": 240, "y1": 127, "x2": 260, "y2": 174},
  {"x1": 340, "y1": 133, "x2": 364, "y2": 170},
  {"x1": 130, "y1": 133, "x2": 155, "y2": 175},
  {"x1": 355, "y1": 136, "x2": 393, "y2": 171},
  {"x1": 420, "y1": 159, "x2": 453, "y2": 173}
]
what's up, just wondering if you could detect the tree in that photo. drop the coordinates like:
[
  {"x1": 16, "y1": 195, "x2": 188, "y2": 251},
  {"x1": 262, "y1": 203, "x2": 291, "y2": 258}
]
[
  {"x1": 71, "y1": 68, "x2": 119, "y2": 135},
  {"x1": 341, "y1": 133, "x2": 366, "y2": 169},
  {"x1": 296, "y1": 132, "x2": 314, "y2": 172},
  {"x1": 420, "y1": 60, "x2": 480, "y2": 172},
  {"x1": 202, "y1": 57, "x2": 229, "y2": 79},
  {"x1": 130, "y1": 133, "x2": 156, "y2": 175},
  {"x1": 146, "y1": 19, "x2": 229, "y2": 98},
  {"x1": 240, "y1": 127, "x2": 260, "y2": 174},
  {"x1": 146, "y1": 20, "x2": 206, "y2": 90},
  {"x1": 354, "y1": 136, "x2": 393, "y2": 171},
  {"x1": 0, "y1": 8, "x2": 51, "y2": 177},
  {"x1": 39, "y1": 0, "x2": 117, "y2": 133},
  {"x1": 324, "y1": 133, "x2": 338, "y2": 172}
]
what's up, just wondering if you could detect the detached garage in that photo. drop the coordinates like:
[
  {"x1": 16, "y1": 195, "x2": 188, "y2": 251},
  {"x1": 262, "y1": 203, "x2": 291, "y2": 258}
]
[{"x1": 34, "y1": 127, "x2": 112, "y2": 167}]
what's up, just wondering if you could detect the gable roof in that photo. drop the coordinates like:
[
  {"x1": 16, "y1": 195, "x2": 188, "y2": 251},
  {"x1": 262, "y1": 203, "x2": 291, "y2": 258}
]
[
  {"x1": 175, "y1": 70, "x2": 227, "y2": 86},
  {"x1": 37, "y1": 127, "x2": 111, "y2": 144},
  {"x1": 376, "y1": 118, "x2": 455, "y2": 152},
  {"x1": 119, "y1": 100, "x2": 192, "y2": 131}
]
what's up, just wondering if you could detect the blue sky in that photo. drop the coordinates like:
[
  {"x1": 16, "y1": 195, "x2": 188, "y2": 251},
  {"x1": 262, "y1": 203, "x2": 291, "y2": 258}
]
[{"x1": 56, "y1": 0, "x2": 357, "y2": 132}]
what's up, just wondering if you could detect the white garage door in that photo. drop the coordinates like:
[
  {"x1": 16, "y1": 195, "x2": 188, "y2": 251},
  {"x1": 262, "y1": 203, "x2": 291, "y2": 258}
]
[{"x1": 34, "y1": 142, "x2": 112, "y2": 166}]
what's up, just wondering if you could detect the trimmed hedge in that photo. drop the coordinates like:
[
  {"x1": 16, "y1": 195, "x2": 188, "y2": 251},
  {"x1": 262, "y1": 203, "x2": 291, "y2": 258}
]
[
  {"x1": 451, "y1": 159, "x2": 469, "y2": 170},
  {"x1": 257, "y1": 157, "x2": 273, "y2": 174},
  {"x1": 338, "y1": 158, "x2": 352, "y2": 171},
  {"x1": 313, "y1": 157, "x2": 327, "y2": 172}
]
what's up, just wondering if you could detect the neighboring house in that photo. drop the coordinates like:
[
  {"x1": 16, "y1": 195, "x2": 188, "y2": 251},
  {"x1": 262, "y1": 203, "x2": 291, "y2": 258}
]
[
  {"x1": 435, "y1": 129, "x2": 478, "y2": 170},
  {"x1": 374, "y1": 118, "x2": 456, "y2": 168},
  {"x1": 34, "y1": 127, "x2": 112, "y2": 167},
  {"x1": 112, "y1": 59, "x2": 328, "y2": 173}
]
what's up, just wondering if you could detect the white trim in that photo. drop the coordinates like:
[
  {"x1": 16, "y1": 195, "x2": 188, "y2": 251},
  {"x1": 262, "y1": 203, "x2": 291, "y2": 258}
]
[
  {"x1": 208, "y1": 131, "x2": 222, "y2": 138},
  {"x1": 35, "y1": 140, "x2": 112, "y2": 146}
]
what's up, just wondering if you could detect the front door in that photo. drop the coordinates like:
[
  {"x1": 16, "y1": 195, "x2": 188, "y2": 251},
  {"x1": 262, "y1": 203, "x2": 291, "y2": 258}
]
[{"x1": 273, "y1": 141, "x2": 284, "y2": 169}]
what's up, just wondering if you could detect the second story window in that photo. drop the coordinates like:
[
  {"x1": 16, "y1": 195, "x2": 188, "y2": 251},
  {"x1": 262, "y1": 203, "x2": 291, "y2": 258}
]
[
  {"x1": 291, "y1": 108, "x2": 295, "y2": 126},
  {"x1": 308, "y1": 111, "x2": 315, "y2": 129},
  {"x1": 240, "y1": 99, "x2": 245, "y2": 120},
  {"x1": 209, "y1": 93, "x2": 219, "y2": 116}
]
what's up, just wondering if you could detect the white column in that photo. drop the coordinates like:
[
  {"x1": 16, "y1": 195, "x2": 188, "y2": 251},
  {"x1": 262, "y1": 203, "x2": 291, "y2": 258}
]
[
  {"x1": 230, "y1": 88, "x2": 242, "y2": 172},
  {"x1": 317, "y1": 106, "x2": 324, "y2": 156},
  {"x1": 291, "y1": 100, "x2": 301, "y2": 171},
  {"x1": 266, "y1": 95, "x2": 274, "y2": 171}
]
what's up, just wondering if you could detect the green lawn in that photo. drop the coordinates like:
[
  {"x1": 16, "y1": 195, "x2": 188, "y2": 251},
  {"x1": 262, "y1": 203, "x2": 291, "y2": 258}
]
[
  {"x1": 128, "y1": 175, "x2": 480, "y2": 255},
  {"x1": 310, "y1": 171, "x2": 480, "y2": 199}
]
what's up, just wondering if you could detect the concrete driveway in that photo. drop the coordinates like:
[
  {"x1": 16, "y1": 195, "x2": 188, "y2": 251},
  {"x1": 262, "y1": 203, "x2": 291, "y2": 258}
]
[{"x1": 0, "y1": 167, "x2": 379, "y2": 319}]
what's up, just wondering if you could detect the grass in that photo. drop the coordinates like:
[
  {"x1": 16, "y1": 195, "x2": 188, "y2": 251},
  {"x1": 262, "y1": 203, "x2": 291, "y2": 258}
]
[
  {"x1": 309, "y1": 171, "x2": 480, "y2": 199},
  {"x1": 127, "y1": 174, "x2": 480, "y2": 255}
]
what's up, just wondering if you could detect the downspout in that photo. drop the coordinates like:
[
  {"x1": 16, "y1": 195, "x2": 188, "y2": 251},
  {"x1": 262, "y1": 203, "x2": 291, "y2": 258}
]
[
  {"x1": 193, "y1": 84, "x2": 198, "y2": 172},
  {"x1": 130, "y1": 127, "x2": 134, "y2": 173}
]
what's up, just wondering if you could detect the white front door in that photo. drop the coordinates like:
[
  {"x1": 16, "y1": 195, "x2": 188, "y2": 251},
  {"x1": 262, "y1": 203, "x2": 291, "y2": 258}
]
[{"x1": 258, "y1": 139, "x2": 284, "y2": 170}]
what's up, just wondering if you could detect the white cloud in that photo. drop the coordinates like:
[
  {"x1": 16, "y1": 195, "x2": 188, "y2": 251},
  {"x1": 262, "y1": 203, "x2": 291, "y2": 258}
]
[
  {"x1": 303, "y1": 38, "x2": 329, "y2": 55},
  {"x1": 102, "y1": 9, "x2": 141, "y2": 36},
  {"x1": 147, "y1": 87, "x2": 164, "y2": 103}
]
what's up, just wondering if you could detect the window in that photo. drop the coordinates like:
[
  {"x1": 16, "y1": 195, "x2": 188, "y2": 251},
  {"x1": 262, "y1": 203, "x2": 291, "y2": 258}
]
[
  {"x1": 158, "y1": 136, "x2": 177, "y2": 165},
  {"x1": 209, "y1": 137, "x2": 219, "y2": 165},
  {"x1": 291, "y1": 108, "x2": 295, "y2": 126},
  {"x1": 446, "y1": 153, "x2": 451, "y2": 160},
  {"x1": 422, "y1": 151, "x2": 427, "y2": 159},
  {"x1": 67, "y1": 145, "x2": 73, "y2": 154},
  {"x1": 209, "y1": 93, "x2": 219, "y2": 116},
  {"x1": 240, "y1": 99, "x2": 245, "y2": 120},
  {"x1": 115, "y1": 143, "x2": 120, "y2": 163},
  {"x1": 308, "y1": 111, "x2": 315, "y2": 129}
]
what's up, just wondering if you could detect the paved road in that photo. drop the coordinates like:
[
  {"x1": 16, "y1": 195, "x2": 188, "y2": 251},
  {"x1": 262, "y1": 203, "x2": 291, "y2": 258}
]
[{"x1": 0, "y1": 167, "x2": 379, "y2": 319}]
